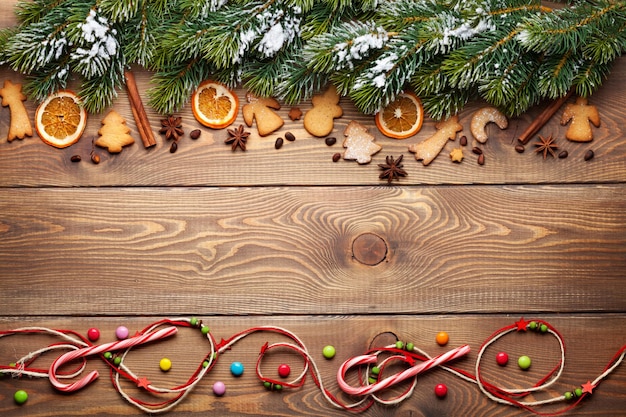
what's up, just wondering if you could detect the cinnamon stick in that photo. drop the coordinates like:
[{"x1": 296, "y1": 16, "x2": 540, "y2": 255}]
[
  {"x1": 517, "y1": 90, "x2": 573, "y2": 145},
  {"x1": 124, "y1": 70, "x2": 156, "y2": 148}
]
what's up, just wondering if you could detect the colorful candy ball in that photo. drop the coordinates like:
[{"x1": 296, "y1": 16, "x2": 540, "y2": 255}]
[
  {"x1": 518, "y1": 355, "x2": 532, "y2": 370},
  {"x1": 434, "y1": 383, "x2": 448, "y2": 398},
  {"x1": 87, "y1": 327, "x2": 100, "y2": 342},
  {"x1": 278, "y1": 364, "x2": 291, "y2": 378},
  {"x1": 496, "y1": 352, "x2": 509, "y2": 366},
  {"x1": 213, "y1": 381, "x2": 226, "y2": 396},
  {"x1": 435, "y1": 331, "x2": 449, "y2": 346},
  {"x1": 230, "y1": 361, "x2": 244, "y2": 377},
  {"x1": 115, "y1": 326, "x2": 129, "y2": 340},
  {"x1": 14, "y1": 389, "x2": 28, "y2": 405},
  {"x1": 322, "y1": 345, "x2": 336, "y2": 359},
  {"x1": 159, "y1": 357, "x2": 172, "y2": 372}
]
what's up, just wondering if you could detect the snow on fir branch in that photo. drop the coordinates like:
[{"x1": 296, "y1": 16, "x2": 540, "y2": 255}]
[{"x1": 0, "y1": 0, "x2": 623, "y2": 118}]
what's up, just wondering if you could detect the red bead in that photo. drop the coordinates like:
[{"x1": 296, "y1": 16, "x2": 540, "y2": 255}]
[
  {"x1": 278, "y1": 364, "x2": 291, "y2": 378},
  {"x1": 435, "y1": 383, "x2": 448, "y2": 398},
  {"x1": 87, "y1": 328, "x2": 100, "y2": 342},
  {"x1": 496, "y1": 352, "x2": 509, "y2": 366}
]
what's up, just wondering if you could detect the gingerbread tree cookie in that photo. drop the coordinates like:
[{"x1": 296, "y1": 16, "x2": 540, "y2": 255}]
[
  {"x1": 95, "y1": 110, "x2": 135, "y2": 153},
  {"x1": 304, "y1": 85, "x2": 343, "y2": 137},
  {"x1": 342, "y1": 120, "x2": 381, "y2": 164},
  {"x1": 0, "y1": 80, "x2": 33, "y2": 142},
  {"x1": 242, "y1": 94, "x2": 284, "y2": 136},
  {"x1": 560, "y1": 96, "x2": 600, "y2": 142},
  {"x1": 408, "y1": 116, "x2": 463, "y2": 165}
]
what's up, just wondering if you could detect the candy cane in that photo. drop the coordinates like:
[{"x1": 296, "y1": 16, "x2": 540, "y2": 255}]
[
  {"x1": 337, "y1": 344, "x2": 470, "y2": 396},
  {"x1": 49, "y1": 326, "x2": 178, "y2": 392}
]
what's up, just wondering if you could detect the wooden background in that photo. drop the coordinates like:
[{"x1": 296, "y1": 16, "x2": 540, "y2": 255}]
[{"x1": 0, "y1": 2, "x2": 625, "y2": 416}]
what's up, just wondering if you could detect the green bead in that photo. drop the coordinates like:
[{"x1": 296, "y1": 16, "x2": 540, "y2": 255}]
[
  {"x1": 275, "y1": 384, "x2": 282, "y2": 390},
  {"x1": 113, "y1": 357, "x2": 122, "y2": 366},
  {"x1": 518, "y1": 355, "x2": 532, "y2": 370},
  {"x1": 371, "y1": 366, "x2": 380, "y2": 375},
  {"x1": 540, "y1": 324, "x2": 548, "y2": 333},
  {"x1": 202, "y1": 360, "x2": 210, "y2": 368},
  {"x1": 103, "y1": 352, "x2": 113, "y2": 360},
  {"x1": 9, "y1": 362, "x2": 16, "y2": 368},
  {"x1": 190, "y1": 317, "x2": 198, "y2": 327},
  {"x1": 564, "y1": 392, "x2": 573, "y2": 400},
  {"x1": 368, "y1": 377, "x2": 378, "y2": 384},
  {"x1": 406, "y1": 342, "x2": 414, "y2": 351},
  {"x1": 201, "y1": 326, "x2": 210, "y2": 335},
  {"x1": 322, "y1": 345, "x2": 336, "y2": 359},
  {"x1": 528, "y1": 321, "x2": 537, "y2": 331},
  {"x1": 14, "y1": 390, "x2": 28, "y2": 405},
  {"x1": 575, "y1": 388, "x2": 583, "y2": 397},
  {"x1": 395, "y1": 341, "x2": 404, "y2": 349},
  {"x1": 264, "y1": 381, "x2": 271, "y2": 389}
]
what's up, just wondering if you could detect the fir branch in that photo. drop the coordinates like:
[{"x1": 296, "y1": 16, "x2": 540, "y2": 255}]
[
  {"x1": 276, "y1": 61, "x2": 329, "y2": 105},
  {"x1": 572, "y1": 59, "x2": 612, "y2": 98},
  {"x1": 421, "y1": 88, "x2": 473, "y2": 121}
]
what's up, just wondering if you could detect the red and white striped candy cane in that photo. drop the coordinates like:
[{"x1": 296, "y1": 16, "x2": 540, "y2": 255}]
[
  {"x1": 337, "y1": 344, "x2": 470, "y2": 396},
  {"x1": 49, "y1": 326, "x2": 178, "y2": 392}
]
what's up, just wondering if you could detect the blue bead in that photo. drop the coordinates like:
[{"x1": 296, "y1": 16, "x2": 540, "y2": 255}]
[{"x1": 230, "y1": 361, "x2": 244, "y2": 377}]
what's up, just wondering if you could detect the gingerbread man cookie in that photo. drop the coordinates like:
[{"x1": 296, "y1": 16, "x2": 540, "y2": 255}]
[
  {"x1": 0, "y1": 80, "x2": 33, "y2": 142},
  {"x1": 560, "y1": 96, "x2": 600, "y2": 142},
  {"x1": 408, "y1": 116, "x2": 463, "y2": 165},
  {"x1": 304, "y1": 85, "x2": 343, "y2": 137}
]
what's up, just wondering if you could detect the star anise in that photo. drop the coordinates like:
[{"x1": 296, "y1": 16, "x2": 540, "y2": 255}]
[
  {"x1": 225, "y1": 124, "x2": 250, "y2": 151},
  {"x1": 534, "y1": 134, "x2": 558, "y2": 159},
  {"x1": 159, "y1": 116, "x2": 184, "y2": 141},
  {"x1": 378, "y1": 155, "x2": 408, "y2": 183}
]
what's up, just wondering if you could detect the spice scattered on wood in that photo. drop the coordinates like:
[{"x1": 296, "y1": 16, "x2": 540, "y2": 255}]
[
  {"x1": 378, "y1": 155, "x2": 408, "y2": 183},
  {"x1": 225, "y1": 125, "x2": 250, "y2": 151},
  {"x1": 534, "y1": 134, "x2": 559, "y2": 159}
]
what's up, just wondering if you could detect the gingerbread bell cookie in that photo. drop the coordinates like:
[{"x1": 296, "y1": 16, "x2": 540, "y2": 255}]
[
  {"x1": 0, "y1": 80, "x2": 33, "y2": 142},
  {"x1": 304, "y1": 85, "x2": 343, "y2": 137},
  {"x1": 560, "y1": 96, "x2": 600, "y2": 142}
]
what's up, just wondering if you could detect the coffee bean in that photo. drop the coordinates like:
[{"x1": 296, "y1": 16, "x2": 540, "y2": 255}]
[
  {"x1": 190, "y1": 129, "x2": 201, "y2": 139},
  {"x1": 70, "y1": 155, "x2": 82, "y2": 163},
  {"x1": 325, "y1": 137, "x2": 337, "y2": 146},
  {"x1": 170, "y1": 141, "x2": 178, "y2": 153},
  {"x1": 477, "y1": 154, "x2": 485, "y2": 165},
  {"x1": 558, "y1": 150, "x2": 568, "y2": 159},
  {"x1": 459, "y1": 135, "x2": 467, "y2": 146},
  {"x1": 332, "y1": 152, "x2": 341, "y2": 162},
  {"x1": 285, "y1": 132, "x2": 296, "y2": 141},
  {"x1": 584, "y1": 149, "x2": 594, "y2": 161},
  {"x1": 472, "y1": 147, "x2": 483, "y2": 155},
  {"x1": 90, "y1": 153, "x2": 100, "y2": 164},
  {"x1": 275, "y1": 137, "x2": 284, "y2": 149},
  {"x1": 515, "y1": 145, "x2": 525, "y2": 153}
]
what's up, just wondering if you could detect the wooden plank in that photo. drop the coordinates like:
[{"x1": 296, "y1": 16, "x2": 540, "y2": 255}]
[
  {"x1": 1, "y1": 186, "x2": 624, "y2": 316},
  {"x1": 0, "y1": 315, "x2": 624, "y2": 416}
]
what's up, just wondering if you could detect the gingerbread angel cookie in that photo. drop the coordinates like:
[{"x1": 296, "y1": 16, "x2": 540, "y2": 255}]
[{"x1": 560, "y1": 96, "x2": 600, "y2": 142}]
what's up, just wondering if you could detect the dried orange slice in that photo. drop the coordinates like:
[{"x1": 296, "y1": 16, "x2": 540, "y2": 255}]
[
  {"x1": 35, "y1": 91, "x2": 87, "y2": 148},
  {"x1": 191, "y1": 80, "x2": 239, "y2": 129},
  {"x1": 375, "y1": 92, "x2": 424, "y2": 139}
]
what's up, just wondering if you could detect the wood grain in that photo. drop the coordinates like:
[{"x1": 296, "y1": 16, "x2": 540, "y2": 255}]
[
  {"x1": 1, "y1": 186, "x2": 624, "y2": 316},
  {"x1": 0, "y1": 315, "x2": 624, "y2": 417}
]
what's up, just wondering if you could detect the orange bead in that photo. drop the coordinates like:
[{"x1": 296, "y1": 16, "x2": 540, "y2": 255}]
[{"x1": 435, "y1": 331, "x2": 449, "y2": 346}]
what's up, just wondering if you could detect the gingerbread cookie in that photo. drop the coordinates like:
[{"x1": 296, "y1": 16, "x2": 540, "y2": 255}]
[
  {"x1": 304, "y1": 85, "x2": 343, "y2": 137},
  {"x1": 0, "y1": 80, "x2": 33, "y2": 142},
  {"x1": 95, "y1": 110, "x2": 135, "y2": 153},
  {"x1": 342, "y1": 120, "x2": 381, "y2": 164},
  {"x1": 470, "y1": 106, "x2": 507, "y2": 143},
  {"x1": 408, "y1": 116, "x2": 463, "y2": 165},
  {"x1": 560, "y1": 96, "x2": 600, "y2": 142},
  {"x1": 242, "y1": 94, "x2": 284, "y2": 136}
]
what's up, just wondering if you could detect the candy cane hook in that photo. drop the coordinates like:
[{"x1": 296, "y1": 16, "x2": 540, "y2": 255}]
[
  {"x1": 49, "y1": 327, "x2": 178, "y2": 392},
  {"x1": 337, "y1": 344, "x2": 470, "y2": 396}
]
